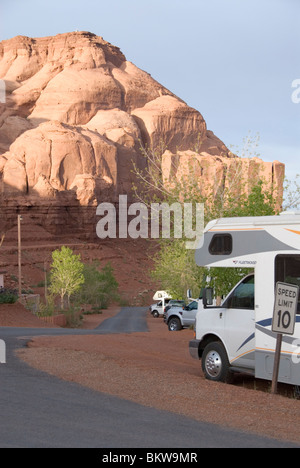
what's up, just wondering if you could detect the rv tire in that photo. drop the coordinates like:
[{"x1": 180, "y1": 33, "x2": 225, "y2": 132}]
[
  {"x1": 152, "y1": 310, "x2": 159, "y2": 318},
  {"x1": 202, "y1": 341, "x2": 231, "y2": 383}
]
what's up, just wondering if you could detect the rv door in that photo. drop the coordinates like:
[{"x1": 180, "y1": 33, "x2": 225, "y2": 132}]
[{"x1": 221, "y1": 274, "x2": 255, "y2": 370}]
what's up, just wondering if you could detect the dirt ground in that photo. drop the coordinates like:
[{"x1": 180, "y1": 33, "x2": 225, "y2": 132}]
[
  {"x1": 1, "y1": 224, "x2": 300, "y2": 446},
  {"x1": 0, "y1": 221, "x2": 159, "y2": 318},
  {"x1": 0, "y1": 301, "x2": 299, "y2": 446}
]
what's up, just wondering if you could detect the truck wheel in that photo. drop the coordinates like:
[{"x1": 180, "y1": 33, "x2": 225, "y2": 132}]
[
  {"x1": 201, "y1": 341, "x2": 232, "y2": 383},
  {"x1": 168, "y1": 317, "x2": 182, "y2": 331},
  {"x1": 152, "y1": 310, "x2": 159, "y2": 318}
]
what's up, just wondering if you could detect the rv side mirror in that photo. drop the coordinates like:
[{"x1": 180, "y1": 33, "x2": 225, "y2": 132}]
[
  {"x1": 203, "y1": 287, "x2": 213, "y2": 307},
  {"x1": 187, "y1": 289, "x2": 192, "y2": 299}
]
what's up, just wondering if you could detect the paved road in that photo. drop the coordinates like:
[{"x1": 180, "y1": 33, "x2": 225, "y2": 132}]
[{"x1": 0, "y1": 307, "x2": 298, "y2": 448}]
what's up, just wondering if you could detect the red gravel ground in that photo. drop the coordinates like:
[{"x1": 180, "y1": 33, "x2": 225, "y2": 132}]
[{"x1": 1, "y1": 302, "x2": 298, "y2": 446}]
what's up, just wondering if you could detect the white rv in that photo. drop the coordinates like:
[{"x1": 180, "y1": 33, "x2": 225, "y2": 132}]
[
  {"x1": 149, "y1": 290, "x2": 172, "y2": 318},
  {"x1": 189, "y1": 212, "x2": 300, "y2": 385}
]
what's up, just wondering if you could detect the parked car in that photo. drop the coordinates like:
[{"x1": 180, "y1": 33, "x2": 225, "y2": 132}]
[{"x1": 164, "y1": 300, "x2": 199, "y2": 331}]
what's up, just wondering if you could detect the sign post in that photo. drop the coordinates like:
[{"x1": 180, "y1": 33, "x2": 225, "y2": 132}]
[
  {"x1": 271, "y1": 282, "x2": 299, "y2": 394},
  {"x1": 0, "y1": 339, "x2": 6, "y2": 364}
]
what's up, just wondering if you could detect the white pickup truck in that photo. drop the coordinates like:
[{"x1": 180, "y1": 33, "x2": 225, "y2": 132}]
[
  {"x1": 149, "y1": 299, "x2": 168, "y2": 317},
  {"x1": 164, "y1": 300, "x2": 198, "y2": 331}
]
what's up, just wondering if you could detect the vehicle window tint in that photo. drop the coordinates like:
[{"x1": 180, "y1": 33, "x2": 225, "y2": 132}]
[
  {"x1": 185, "y1": 301, "x2": 197, "y2": 310},
  {"x1": 275, "y1": 255, "x2": 300, "y2": 314},
  {"x1": 226, "y1": 276, "x2": 254, "y2": 310},
  {"x1": 209, "y1": 234, "x2": 232, "y2": 255}
]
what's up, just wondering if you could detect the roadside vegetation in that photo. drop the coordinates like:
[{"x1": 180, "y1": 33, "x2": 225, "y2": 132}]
[
  {"x1": 38, "y1": 246, "x2": 119, "y2": 326},
  {"x1": 0, "y1": 288, "x2": 18, "y2": 304},
  {"x1": 132, "y1": 133, "x2": 297, "y2": 299}
]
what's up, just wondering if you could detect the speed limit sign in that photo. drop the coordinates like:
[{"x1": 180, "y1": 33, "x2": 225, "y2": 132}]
[{"x1": 272, "y1": 282, "x2": 299, "y2": 335}]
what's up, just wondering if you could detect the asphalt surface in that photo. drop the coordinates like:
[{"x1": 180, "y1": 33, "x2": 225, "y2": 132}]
[{"x1": 0, "y1": 307, "x2": 299, "y2": 448}]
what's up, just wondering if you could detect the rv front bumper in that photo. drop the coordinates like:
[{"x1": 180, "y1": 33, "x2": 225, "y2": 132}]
[{"x1": 189, "y1": 339, "x2": 200, "y2": 360}]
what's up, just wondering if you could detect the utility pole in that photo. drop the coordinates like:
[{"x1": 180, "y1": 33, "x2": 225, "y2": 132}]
[
  {"x1": 18, "y1": 214, "x2": 22, "y2": 298},
  {"x1": 44, "y1": 261, "x2": 48, "y2": 304}
]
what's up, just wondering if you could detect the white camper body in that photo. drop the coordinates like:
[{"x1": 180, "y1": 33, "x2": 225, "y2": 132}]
[
  {"x1": 152, "y1": 290, "x2": 170, "y2": 301},
  {"x1": 149, "y1": 291, "x2": 172, "y2": 317},
  {"x1": 189, "y1": 212, "x2": 300, "y2": 385}
]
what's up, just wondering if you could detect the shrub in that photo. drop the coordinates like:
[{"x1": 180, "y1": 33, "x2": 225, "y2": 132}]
[
  {"x1": 38, "y1": 295, "x2": 56, "y2": 317},
  {"x1": 73, "y1": 261, "x2": 119, "y2": 309},
  {"x1": 0, "y1": 288, "x2": 18, "y2": 304},
  {"x1": 63, "y1": 305, "x2": 82, "y2": 328}
]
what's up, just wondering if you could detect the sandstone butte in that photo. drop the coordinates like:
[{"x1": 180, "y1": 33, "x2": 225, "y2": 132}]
[{"x1": 0, "y1": 31, "x2": 284, "y2": 238}]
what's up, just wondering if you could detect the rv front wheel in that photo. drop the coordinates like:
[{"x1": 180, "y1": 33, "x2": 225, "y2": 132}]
[{"x1": 202, "y1": 342, "x2": 231, "y2": 383}]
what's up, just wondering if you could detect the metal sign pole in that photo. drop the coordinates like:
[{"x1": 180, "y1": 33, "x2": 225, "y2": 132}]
[
  {"x1": 271, "y1": 282, "x2": 299, "y2": 395},
  {"x1": 271, "y1": 333, "x2": 282, "y2": 395}
]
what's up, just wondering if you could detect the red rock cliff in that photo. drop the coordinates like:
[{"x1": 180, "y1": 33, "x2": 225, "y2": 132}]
[{"x1": 0, "y1": 32, "x2": 284, "y2": 236}]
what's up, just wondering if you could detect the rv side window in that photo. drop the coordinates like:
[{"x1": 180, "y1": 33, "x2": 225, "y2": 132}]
[
  {"x1": 209, "y1": 234, "x2": 232, "y2": 255},
  {"x1": 275, "y1": 255, "x2": 300, "y2": 313}
]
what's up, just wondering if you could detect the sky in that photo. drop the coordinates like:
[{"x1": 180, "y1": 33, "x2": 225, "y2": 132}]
[{"x1": 0, "y1": 0, "x2": 299, "y2": 180}]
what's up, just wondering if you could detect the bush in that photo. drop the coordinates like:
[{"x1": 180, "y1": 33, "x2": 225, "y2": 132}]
[
  {"x1": 63, "y1": 305, "x2": 82, "y2": 328},
  {"x1": 0, "y1": 288, "x2": 18, "y2": 304},
  {"x1": 73, "y1": 261, "x2": 119, "y2": 309},
  {"x1": 38, "y1": 295, "x2": 56, "y2": 317}
]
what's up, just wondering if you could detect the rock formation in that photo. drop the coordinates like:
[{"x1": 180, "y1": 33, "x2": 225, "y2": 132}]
[{"x1": 0, "y1": 31, "x2": 284, "y2": 237}]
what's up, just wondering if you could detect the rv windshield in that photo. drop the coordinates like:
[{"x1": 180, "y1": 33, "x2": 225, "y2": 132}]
[{"x1": 275, "y1": 254, "x2": 300, "y2": 313}]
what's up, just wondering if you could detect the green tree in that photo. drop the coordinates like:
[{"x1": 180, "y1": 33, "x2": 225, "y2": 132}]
[
  {"x1": 49, "y1": 246, "x2": 85, "y2": 309},
  {"x1": 151, "y1": 239, "x2": 205, "y2": 299},
  {"x1": 74, "y1": 261, "x2": 119, "y2": 309},
  {"x1": 151, "y1": 180, "x2": 277, "y2": 299},
  {"x1": 283, "y1": 174, "x2": 300, "y2": 210},
  {"x1": 133, "y1": 136, "x2": 280, "y2": 299}
]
